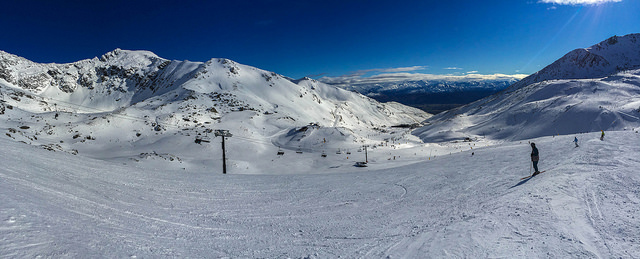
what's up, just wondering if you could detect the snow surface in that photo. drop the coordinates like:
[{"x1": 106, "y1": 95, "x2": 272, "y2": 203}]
[{"x1": 2, "y1": 129, "x2": 639, "y2": 257}]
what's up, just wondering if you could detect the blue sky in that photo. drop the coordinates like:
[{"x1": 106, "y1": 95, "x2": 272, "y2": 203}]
[{"x1": 1, "y1": 0, "x2": 638, "y2": 82}]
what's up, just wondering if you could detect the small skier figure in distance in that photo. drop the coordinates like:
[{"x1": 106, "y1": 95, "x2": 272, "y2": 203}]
[
  {"x1": 574, "y1": 136, "x2": 579, "y2": 148},
  {"x1": 531, "y1": 142, "x2": 540, "y2": 175},
  {"x1": 600, "y1": 130, "x2": 605, "y2": 141}
]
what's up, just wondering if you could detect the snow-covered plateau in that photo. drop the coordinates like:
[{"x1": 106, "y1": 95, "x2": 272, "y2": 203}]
[{"x1": 2, "y1": 33, "x2": 640, "y2": 257}]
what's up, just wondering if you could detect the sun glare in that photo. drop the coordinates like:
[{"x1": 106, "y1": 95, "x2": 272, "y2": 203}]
[{"x1": 539, "y1": 0, "x2": 622, "y2": 5}]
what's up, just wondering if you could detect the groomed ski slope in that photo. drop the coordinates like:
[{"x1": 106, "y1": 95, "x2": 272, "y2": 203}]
[{"x1": 1, "y1": 130, "x2": 639, "y2": 258}]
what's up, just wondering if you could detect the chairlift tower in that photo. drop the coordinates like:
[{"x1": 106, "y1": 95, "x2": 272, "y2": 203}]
[
  {"x1": 0, "y1": 89, "x2": 4, "y2": 115},
  {"x1": 363, "y1": 145, "x2": 369, "y2": 163},
  {"x1": 215, "y1": 129, "x2": 232, "y2": 174}
]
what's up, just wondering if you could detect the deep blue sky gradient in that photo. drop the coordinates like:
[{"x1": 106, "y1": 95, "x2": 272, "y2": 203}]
[{"x1": 1, "y1": 0, "x2": 638, "y2": 79}]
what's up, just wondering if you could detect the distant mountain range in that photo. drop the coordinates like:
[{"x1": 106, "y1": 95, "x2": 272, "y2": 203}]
[
  {"x1": 327, "y1": 77, "x2": 520, "y2": 95},
  {"x1": 347, "y1": 79, "x2": 519, "y2": 114},
  {"x1": 320, "y1": 73, "x2": 524, "y2": 114},
  {"x1": 415, "y1": 33, "x2": 640, "y2": 142}
]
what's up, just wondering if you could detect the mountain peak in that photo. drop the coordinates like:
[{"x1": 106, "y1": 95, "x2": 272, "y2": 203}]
[
  {"x1": 289, "y1": 77, "x2": 316, "y2": 84},
  {"x1": 99, "y1": 48, "x2": 164, "y2": 64}
]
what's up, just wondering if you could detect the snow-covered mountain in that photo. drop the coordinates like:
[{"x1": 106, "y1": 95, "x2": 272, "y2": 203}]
[
  {"x1": 0, "y1": 49, "x2": 430, "y2": 172},
  {"x1": 511, "y1": 33, "x2": 640, "y2": 89},
  {"x1": 415, "y1": 33, "x2": 640, "y2": 142}
]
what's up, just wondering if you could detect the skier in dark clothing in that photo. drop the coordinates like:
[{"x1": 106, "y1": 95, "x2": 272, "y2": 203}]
[{"x1": 531, "y1": 142, "x2": 540, "y2": 175}]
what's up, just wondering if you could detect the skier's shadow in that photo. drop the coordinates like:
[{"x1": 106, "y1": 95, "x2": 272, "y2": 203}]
[{"x1": 510, "y1": 176, "x2": 534, "y2": 188}]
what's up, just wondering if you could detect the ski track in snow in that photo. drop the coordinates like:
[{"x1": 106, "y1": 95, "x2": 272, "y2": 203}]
[{"x1": 1, "y1": 131, "x2": 640, "y2": 257}]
